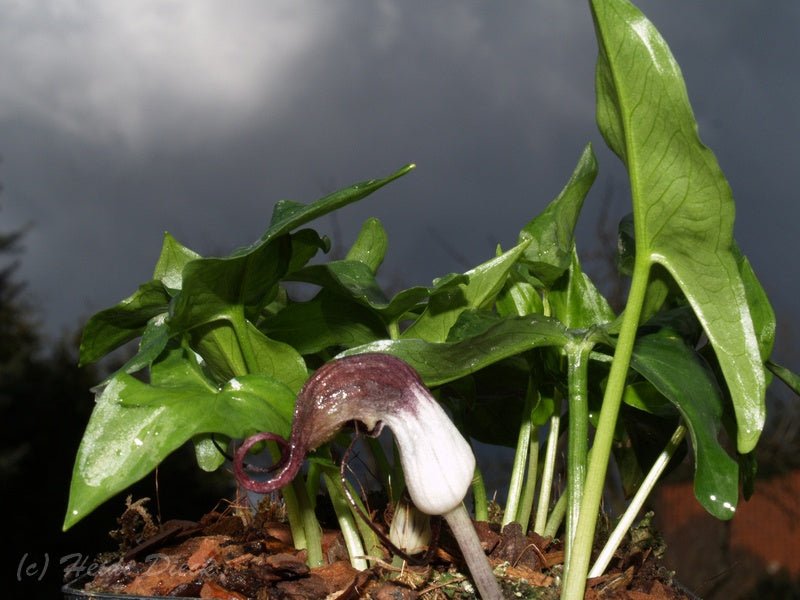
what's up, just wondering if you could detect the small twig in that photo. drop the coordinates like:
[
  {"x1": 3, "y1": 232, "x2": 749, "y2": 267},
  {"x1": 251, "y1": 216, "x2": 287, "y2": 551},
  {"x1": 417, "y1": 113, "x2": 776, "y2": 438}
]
[
  {"x1": 512, "y1": 542, "x2": 547, "y2": 569},
  {"x1": 418, "y1": 574, "x2": 467, "y2": 596}
]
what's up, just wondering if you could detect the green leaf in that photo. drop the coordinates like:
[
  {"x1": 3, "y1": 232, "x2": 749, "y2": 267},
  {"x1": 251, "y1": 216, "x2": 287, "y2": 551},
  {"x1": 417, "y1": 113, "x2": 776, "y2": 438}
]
[
  {"x1": 287, "y1": 229, "x2": 330, "y2": 275},
  {"x1": 446, "y1": 309, "x2": 503, "y2": 342},
  {"x1": 622, "y1": 381, "x2": 678, "y2": 418},
  {"x1": 170, "y1": 235, "x2": 291, "y2": 332},
  {"x1": 194, "y1": 435, "x2": 227, "y2": 472},
  {"x1": 288, "y1": 261, "x2": 468, "y2": 324},
  {"x1": 592, "y1": 0, "x2": 765, "y2": 452},
  {"x1": 152, "y1": 232, "x2": 201, "y2": 292},
  {"x1": 345, "y1": 217, "x2": 388, "y2": 274},
  {"x1": 401, "y1": 240, "x2": 530, "y2": 342},
  {"x1": 112, "y1": 314, "x2": 171, "y2": 378},
  {"x1": 549, "y1": 249, "x2": 615, "y2": 329},
  {"x1": 340, "y1": 314, "x2": 569, "y2": 387},
  {"x1": 192, "y1": 316, "x2": 308, "y2": 392},
  {"x1": 629, "y1": 333, "x2": 738, "y2": 520},
  {"x1": 64, "y1": 363, "x2": 294, "y2": 530},
  {"x1": 266, "y1": 164, "x2": 415, "y2": 244},
  {"x1": 263, "y1": 291, "x2": 387, "y2": 355},
  {"x1": 519, "y1": 144, "x2": 597, "y2": 286},
  {"x1": 79, "y1": 280, "x2": 171, "y2": 366},
  {"x1": 766, "y1": 361, "x2": 800, "y2": 396},
  {"x1": 615, "y1": 213, "x2": 635, "y2": 276},
  {"x1": 496, "y1": 262, "x2": 544, "y2": 317},
  {"x1": 733, "y1": 246, "x2": 775, "y2": 361},
  {"x1": 289, "y1": 260, "x2": 390, "y2": 311}
]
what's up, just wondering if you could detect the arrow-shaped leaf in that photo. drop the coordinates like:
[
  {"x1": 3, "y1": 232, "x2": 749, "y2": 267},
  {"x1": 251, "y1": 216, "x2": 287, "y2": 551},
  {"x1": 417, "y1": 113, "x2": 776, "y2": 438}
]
[{"x1": 592, "y1": 0, "x2": 765, "y2": 452}]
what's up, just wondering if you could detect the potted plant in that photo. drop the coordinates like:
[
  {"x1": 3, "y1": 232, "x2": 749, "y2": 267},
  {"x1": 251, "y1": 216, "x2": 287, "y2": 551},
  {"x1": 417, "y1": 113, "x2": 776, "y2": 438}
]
[{"x1": 63, "y1": 0, "x2": 799, "y2": 598}]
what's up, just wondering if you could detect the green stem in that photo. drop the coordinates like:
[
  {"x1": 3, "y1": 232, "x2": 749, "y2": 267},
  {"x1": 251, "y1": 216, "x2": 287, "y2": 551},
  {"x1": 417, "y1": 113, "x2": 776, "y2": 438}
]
[
  {"x1": 279, "y1": 483, "x2": 307, "y2": 550},
  {"x1": 231, "y1": 305, "x2": 258, "y2": 374},
  {"x1": 534, "y1": 409, "x2": 561, "y2": 535},
  {"x1": 543, "y1": 489, "x2": 567, "y2": 540},
  {"x1": 517, "y1": 435, "x2": 540, "y2": 533},
  {"x1": 264, "y1": 442, "x2": 308, "y2": 552},
  {"x1": 343, "y1": 479, "x2": 383, "y2": 562},
  {"x1": 443, "y1": 503, "x2": 504, "y2": 600},
  {"x1": 472, "y1": 465, "x2": 489, "y2": 522},
  {"x1": 502, "y1": 381, "x2": 535, "y2": 528},
  {"x1": 564, "y1": 342, "x2": 592, "y2": 568},
  {"x1": 589, "y1": 423, "x2": 687, "y2": 578},
  {"x1": 561, "y1": 257, "x2": 649, "y2": 600},
  {"x1": 305, "y1": 461, "x2": 321, "y2": 509},
  {"x1": 292, "y1": 478, "x2": 324, "y2": 567},
  {"x1": 322, "y1": 473, "x2": 369, "y2": 570}
]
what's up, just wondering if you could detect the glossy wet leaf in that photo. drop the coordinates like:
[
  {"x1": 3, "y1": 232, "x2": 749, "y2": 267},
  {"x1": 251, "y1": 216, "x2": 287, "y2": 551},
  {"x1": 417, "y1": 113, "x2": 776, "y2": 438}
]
[
  {"x1": 549, "y1": 249, "x2": 614, "y2": 329},
  {"x1": 629, "y1": 333, "x2": 738, "y2": 519},
  {"x1": 112, "y1": 314, "x2": 171, "y2": 378},
  {"x1": 401, "y1": 240, "x2": 530, "y2": 342},
  {"x1": 734, "y1": 246, "x2": 775, "y2": 360},
  {"x1": 519, "y1": 144, "x2": 597, "y2": 287},
  {"x1": 592, "y1": 0, "x2": 765, "y2": 452},
  {"x1": 345, "y1": 217, "x2": 388, "y2": 273},
  {"x1": 194, "y1": 436, "x2": 227, "y2": 472},
  {"x1": 64, "y1": 362, "x2": 294, "y2": 530},
  {"x1": 191, "y1": 317, "x2": 307, "y2": 392},
  {"x1": 79, "y1": 280, "x2": 171, "y2": 366},
  {"x1": 340, "y1": 314, "x2": 569, "y2": 387},
  {"x1": 152, "y1": 232, "x2": 201, "y2": 292}
]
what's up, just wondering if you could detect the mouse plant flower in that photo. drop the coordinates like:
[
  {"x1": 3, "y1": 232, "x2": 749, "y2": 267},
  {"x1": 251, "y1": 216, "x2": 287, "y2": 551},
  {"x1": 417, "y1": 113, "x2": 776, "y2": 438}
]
[{"x1": 234, "y1": 353, "x2": 503, "y2": 599}]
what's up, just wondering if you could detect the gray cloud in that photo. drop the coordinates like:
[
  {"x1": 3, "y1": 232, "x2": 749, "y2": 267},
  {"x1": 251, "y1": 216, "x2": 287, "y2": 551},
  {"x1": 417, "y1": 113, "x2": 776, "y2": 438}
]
[{"x1": 0, "y1": 1, "x2": 797, "y2": 369}]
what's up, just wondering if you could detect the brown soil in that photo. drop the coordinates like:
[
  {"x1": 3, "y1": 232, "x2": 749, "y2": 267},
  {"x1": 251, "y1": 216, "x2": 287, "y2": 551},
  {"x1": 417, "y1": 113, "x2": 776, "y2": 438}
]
[{"x1": 67, "y1": 498, "x2": 700, "y2": 600}]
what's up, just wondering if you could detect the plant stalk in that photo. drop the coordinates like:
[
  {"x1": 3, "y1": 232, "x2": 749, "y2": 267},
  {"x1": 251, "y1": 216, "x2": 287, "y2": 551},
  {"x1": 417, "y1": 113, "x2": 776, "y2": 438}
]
[
  {"x1": 322, "y1": 473, "x2": 369, "y2": 570},
  {"x1": 231, "y1": 305, "x2": 259, "y2": 374},
  {"x1": 472, "y1": 465, "x2": 489, "y2": 522},
  {"x1": 543, "y1": 489, "x2": 567, "y2": 540},
  {"x1": 564, "y1": 342, "x2": 591, "y2": 568},
  {"x1": 589, "y1": 423, "x2": 687, "y2": 578},
  {"x1": 534, "y1": 409, "x2": 561, "y2": 535},
  {"x1": 503, "y1": 382, "x2": 535, "y2": 527},
  {"x1": 560, "y1": 257, "x2": 649, "y2": 600},
  {"x1": 517, "y1": 435, "x2": 540, "y2": 533},
  {"x1": 292, "y1": 478, "x2": 325, "y2": 567},
  {"x1": 443, "y1": 503, "x2": 503, "y2": 600}
]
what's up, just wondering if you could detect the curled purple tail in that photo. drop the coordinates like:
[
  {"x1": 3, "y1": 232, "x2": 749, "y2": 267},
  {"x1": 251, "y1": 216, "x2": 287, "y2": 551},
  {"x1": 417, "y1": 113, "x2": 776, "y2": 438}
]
[{"x1": 233, "y1": 431, "x2": 300, "y2": 493}]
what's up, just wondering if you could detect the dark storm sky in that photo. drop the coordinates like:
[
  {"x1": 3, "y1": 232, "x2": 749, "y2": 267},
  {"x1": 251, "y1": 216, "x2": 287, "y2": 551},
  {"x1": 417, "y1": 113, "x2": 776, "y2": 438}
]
[{"x1": 1, "y1": 1, "x2": 798, "y2": 367}]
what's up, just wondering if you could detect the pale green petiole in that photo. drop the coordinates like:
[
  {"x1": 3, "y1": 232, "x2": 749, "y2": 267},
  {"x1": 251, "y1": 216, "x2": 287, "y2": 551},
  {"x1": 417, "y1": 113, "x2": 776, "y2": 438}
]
[
  {"x1": 589, "y1": 423, "x2": 687, "y2": 578},
  {"x1": 534, "y1": 409, "x2": 561, "y2": 535}
]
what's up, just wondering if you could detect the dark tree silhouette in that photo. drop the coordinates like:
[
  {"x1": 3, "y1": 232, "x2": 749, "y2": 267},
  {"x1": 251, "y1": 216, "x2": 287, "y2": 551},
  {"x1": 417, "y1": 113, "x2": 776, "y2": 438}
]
[{"x1": 1, "y1": 226, "x2": 232, "y2": 598}]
